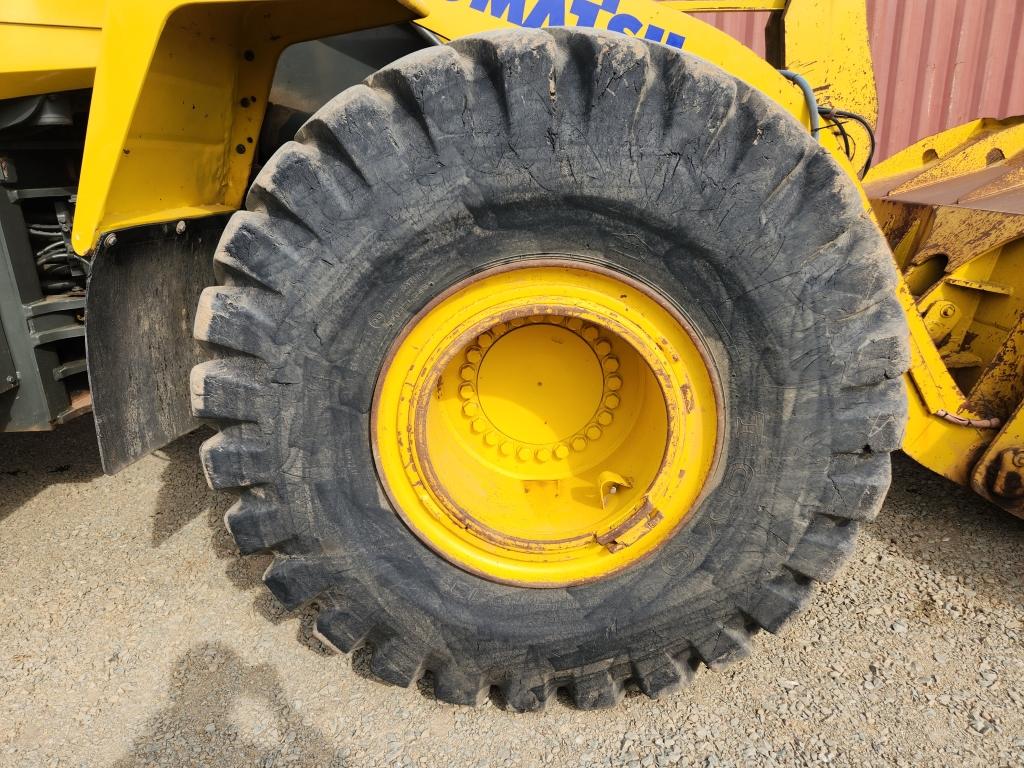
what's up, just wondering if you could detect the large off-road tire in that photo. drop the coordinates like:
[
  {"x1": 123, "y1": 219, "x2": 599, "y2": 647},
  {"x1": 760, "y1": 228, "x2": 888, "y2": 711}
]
[{"x1": 192, "y1": 28, "x2": 909, "y2": 710}]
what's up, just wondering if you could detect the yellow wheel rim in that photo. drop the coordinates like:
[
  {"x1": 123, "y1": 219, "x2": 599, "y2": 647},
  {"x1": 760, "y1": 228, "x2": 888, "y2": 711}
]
[{"x1": 372, "y1": 261, "x2": 721, "y2": 587}]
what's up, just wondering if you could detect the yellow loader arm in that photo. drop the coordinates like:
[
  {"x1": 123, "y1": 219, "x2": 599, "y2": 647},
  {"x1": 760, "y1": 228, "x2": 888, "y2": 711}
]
[{"x1": 867, "y1": 118, "x2": 1024, "y2": 515}]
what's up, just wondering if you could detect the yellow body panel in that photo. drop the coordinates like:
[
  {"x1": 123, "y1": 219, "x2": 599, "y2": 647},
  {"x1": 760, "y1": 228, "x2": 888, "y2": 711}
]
[
  {"x1": 0, "y1": 24, "x2": 101, "y2": 99},
  {"x1": 1, "y1": 1, "x2": 107, "y2": 28},
  {"x1": 0, "y1": 1, "x2": 426, "y2": 253},
  {"x1": 1, "y1": 0, "x2": 854, "y2": 251}
]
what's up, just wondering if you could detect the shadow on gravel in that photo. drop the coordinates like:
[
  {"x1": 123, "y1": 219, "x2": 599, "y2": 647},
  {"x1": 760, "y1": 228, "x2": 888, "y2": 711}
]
[
  {"x1": 151, "y1": 428, "x2": 333, "y2": 658},
  {"x1": 0, "y1": 416, "x2": 103, "y2": 525},
  {"x1": 150, "y1": 426, "x2": 219, "y2": 546},
  {"x1": 869, "y1": 452, "x2": 1024, "y2": 608},
  {"x1": 151, "y1": 428, "x2": 267, "y2": 591},
  {"x1": 109, "y1": 641, "x2": 348, "y2": 768}
]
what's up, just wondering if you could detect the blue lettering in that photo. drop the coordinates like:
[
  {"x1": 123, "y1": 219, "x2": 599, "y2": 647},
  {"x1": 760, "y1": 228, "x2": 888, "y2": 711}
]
[
  {"x1": 469, "y1": 0, "x2": 527, "y2": 25},
  {"x1": 643, "y1": 24, "x2": 666, "y2": 43},
  {"x1": 607, "y1": 13, "x2": 643, "y2": 36},
  {"x1": 466, "y1": 0, "x2": 687, "y2": 51},
  {"x1": 665, "y1": 32, "x2": 686, "y2": 49},
  {"x1": 569, "y1": 0, "x2": 619, "y2": 27},
  {"x1": 524, "y1": 0, "x2": 566, "y2": 27}
]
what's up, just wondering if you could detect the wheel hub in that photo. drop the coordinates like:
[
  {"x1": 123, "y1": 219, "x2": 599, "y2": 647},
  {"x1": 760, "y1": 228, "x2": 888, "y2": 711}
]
[{"x1": 458, "y1": 319, "x2": 627, "y2": 461}]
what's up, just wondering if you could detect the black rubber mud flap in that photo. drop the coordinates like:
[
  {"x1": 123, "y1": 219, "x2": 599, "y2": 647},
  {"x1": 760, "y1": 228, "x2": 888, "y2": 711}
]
[{"x1": 86, "y1": 216, "x2": 226, "y2": 473}]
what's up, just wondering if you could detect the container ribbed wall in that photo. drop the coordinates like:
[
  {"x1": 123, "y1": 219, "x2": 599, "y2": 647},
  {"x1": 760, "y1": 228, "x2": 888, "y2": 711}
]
[{"x1": 686, "y1": 1, "x2": 1024, "y2": 161}]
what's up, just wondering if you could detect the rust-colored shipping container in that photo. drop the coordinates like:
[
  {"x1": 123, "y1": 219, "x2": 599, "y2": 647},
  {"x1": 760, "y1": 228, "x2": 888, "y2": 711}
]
[{"x1": 691, "y1": 0, "x2": 1024, "y2": 161}]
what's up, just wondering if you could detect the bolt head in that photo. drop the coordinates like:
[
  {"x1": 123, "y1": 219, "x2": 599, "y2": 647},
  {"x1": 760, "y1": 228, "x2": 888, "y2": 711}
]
[
  {"x1": 104, "y1": 233, "x2": 117, "y2": 248},
  {"x1": 175, "y1": 220, "x2": 187, "y2": 235}
]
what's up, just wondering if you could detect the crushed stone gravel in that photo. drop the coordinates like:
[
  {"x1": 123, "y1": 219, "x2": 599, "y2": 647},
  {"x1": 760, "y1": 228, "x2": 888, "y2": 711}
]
[{"x1": 1, "y1": 418, "x2": 1022, "y2": 767}]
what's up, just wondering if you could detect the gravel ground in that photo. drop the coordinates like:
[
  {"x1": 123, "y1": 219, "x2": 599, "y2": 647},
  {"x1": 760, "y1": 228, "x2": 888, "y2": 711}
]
[{"x1": 1, "y1": 418, "x2": 1022, "y2": 768}]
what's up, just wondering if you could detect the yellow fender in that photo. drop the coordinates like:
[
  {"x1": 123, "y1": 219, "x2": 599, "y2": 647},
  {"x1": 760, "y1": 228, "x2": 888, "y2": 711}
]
[
  {"x1": 3, "y1": 0, "x2": 855, "y2": 253},
  {"x1": 1, "y1": 1, "x2": 426, "y2": 253}
]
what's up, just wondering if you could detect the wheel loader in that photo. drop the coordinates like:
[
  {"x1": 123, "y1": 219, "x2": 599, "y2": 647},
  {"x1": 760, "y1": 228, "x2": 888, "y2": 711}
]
[{"x1": 1, "y1": 0, "x2": 1021, "y2": 710}]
